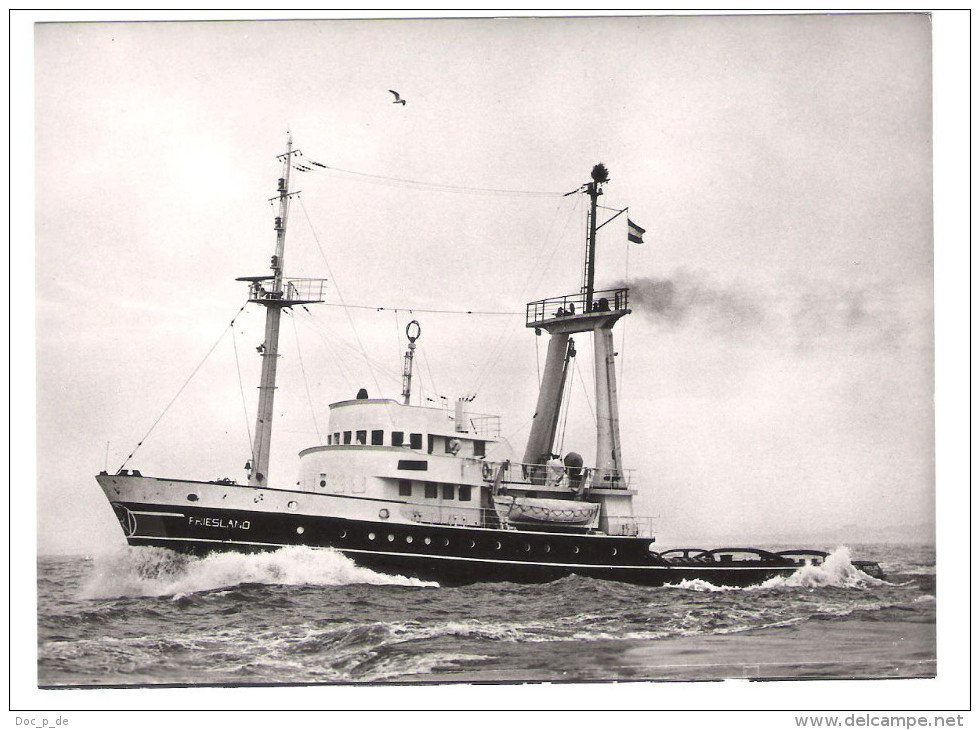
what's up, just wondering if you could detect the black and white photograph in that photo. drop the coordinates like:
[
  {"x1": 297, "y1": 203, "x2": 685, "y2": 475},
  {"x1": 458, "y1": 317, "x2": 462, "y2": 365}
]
[{"x1": 14, "y1": 8, "x2": 969, "y2": 719}]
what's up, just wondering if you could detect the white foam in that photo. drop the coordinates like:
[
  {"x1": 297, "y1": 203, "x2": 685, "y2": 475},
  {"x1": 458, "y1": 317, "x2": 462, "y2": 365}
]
[
  {"x1": 753, "y1": 546, "x2": 888, "y2": 589},
  {"x1": 664, "y1": 578, "x2": 740, "y2": 592},
  {"x1": 80, "y1": 545, "x2": 437, "y2": 599},
  {"x1": 661, "y1": 546, "x2": 888, "y2": 592}
]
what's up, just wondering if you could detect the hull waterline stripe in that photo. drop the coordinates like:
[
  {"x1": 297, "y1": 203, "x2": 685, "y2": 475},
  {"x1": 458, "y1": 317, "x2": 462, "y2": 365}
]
[{"x1": 126, "y1": 535, "x2": 796, "y2": 572}]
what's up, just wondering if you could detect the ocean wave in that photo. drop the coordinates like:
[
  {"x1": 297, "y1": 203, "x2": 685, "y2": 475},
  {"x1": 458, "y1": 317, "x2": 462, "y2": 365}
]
[{"x1": 80, "y1": 545, "x2": 438, "y2": 599}]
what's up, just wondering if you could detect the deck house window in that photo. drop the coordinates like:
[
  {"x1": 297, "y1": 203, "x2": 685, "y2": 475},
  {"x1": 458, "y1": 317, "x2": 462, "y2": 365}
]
[
  {"x1": 428, "y1": 435, "x2": 436, "y2": 454},
  {"x1": 410, "y1": 433, "x2": 423, "y2": 450},
  {"x1": 398, "y1": 479, "x2": 412, "y2": 497},
  {"x1": 327, "y1": 434, "x2": 332, "y2": 445},
  {"x1": 343, "y1": 431, "x2": 352, "y2": 445},
  {"x1": 458, "y1": 485, "x2": 472, "y2": 502},
  {"x1": 424, "y1": 483, "x2": 438, "y2": 499},
  {"x1": 473, "y1": 440, "x2": 486, "y2": 458},
  {"x1": 356, "y1": 430, "x2": 367, "y2": 445},
  {"x1": 371, "y1": 429, "x2": 384, "y2": 446},
  {"x1": 442, "y1": 484, "x2": 455, "y2": 500},
  {"x1": 392, "y1": 431, "x2": 405, "y2": 447},
  {"x1": 334, "y1": 432, "x2": 340, "y2": 445}
]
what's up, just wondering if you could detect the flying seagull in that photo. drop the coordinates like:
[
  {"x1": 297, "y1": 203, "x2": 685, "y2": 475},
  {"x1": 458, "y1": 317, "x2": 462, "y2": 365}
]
[{"x1": 388, "y1": 89, "x2": 407, "y2": 106}]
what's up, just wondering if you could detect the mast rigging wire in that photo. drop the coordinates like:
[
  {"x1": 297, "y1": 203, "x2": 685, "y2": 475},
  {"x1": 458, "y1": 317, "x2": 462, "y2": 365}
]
[
  {"x1": 297, "y1": 196, "x2": 393, "y2": 424},
  {"x1": 288, "y1": 310, "x2": 322, "y2": 443},
  {"x1": 116, "y1": 303, "x2": 248, "y2": 473},
  {"x1": 296, "y1": 310, "x2": 358, "y2": 391},
  {"x1": 230, "y1": 322, "x2": 254, "y2": 455},
  {"x1": 576, "y1": 354, "x2": 597, "y2": 427},
  {"x1": 557, "y1": 355, "x2": 578, "y2": 454},
  {"x1": 297, "y1": 308, "x2": 401, "y2": 386},
  {"x1": 315, "y1": 301, "x2": 518, "y2": 316},
  {"x1": 467, "y1": 195, "x2": 582, "y2": 397},
  {"x1": 295, "y1": 159, "x2": 566, "y2": 198}
]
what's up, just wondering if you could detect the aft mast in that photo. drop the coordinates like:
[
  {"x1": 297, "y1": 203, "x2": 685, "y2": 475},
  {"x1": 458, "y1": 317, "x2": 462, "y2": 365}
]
[
  {"x1": 238, "y1": 136, "x2": 325, "y2": 487},
  {"x1": 523, "y1": 164, "x2": 630, "y2": 488}
]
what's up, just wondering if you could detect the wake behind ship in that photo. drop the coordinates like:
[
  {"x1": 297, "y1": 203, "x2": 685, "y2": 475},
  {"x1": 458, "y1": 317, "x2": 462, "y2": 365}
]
[{"x1": 97, "y1": 141, "x2": 883, "y2": 587}]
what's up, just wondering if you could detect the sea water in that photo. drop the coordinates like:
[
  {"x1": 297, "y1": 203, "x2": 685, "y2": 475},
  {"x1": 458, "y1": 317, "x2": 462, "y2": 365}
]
[{"x1": 37, "y1": 544, "x2": 935, "y2": 686}]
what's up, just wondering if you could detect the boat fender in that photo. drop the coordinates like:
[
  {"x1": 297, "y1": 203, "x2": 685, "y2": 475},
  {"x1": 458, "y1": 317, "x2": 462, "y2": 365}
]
[{"x1": 482, "y1": 462, "x2": 494, "y2": 480}]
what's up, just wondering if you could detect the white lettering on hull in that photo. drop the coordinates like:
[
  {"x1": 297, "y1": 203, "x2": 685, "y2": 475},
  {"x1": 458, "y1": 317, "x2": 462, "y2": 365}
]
[{"x1": 188, "y1": 516, "x2": 252, "y2": 530}]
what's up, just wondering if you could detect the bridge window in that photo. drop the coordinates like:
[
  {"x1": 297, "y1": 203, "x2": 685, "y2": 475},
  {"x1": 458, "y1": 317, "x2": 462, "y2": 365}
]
[
  {"x1": 424, "y1": 483, "x2": 438, "y2": 499},
  {"x1": 458, "y1": 485, "x2": 472, "y2": 502},
  {"x1": 392, "y1": 431, "x2": 404, "y2": 446},
  {"x1": 473, "y1": 440, "x2": 485, "y2": 457},
  {"x1": 398, "y1": 479, "x2": 412, "y2": 497},
  {"x1": 427, "y1": 435, "x2": 436, "y2": 454},
  {"x1": 442, "y1": 484, "x2": 455, "y2": 500},
  {"x1": 333, "y1": 432, "x2": 340, "y2": 445},
  {"x1": 410, "y1": 433, "x2": 423, "y2": 450},
  {"x1": 343, "y1": 431, "x2": 352, "y2": 445},
  {"x1": 372, "y1": 429, "x2": 384, "y2": 445},
  {"x1": 356, "y1": 430, "x2": 367, "y2": 445}
]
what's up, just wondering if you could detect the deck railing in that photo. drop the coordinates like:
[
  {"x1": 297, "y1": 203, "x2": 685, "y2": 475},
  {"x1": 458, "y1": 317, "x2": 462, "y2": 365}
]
[
  {"x1": 459, "y1": 412, "x2": 502, "y2": 438},
  {"x1": 247, "y1": 278, "x2": 327, "y2": 304},
  {"x1": 486, "y1": 459, "x2": 635, "y2": 491},
  {"x1": 526, "y1": 287, "x2": 629, "y2": 327},
  {"x1": 396, "y1": 502, "x2": 655, "y2": 537}
]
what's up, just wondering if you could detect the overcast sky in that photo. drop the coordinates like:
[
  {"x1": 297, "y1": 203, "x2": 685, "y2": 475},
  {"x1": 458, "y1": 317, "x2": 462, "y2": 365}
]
[{"x1": 32, "y1": 14, "x2": 940, "y2": 554}]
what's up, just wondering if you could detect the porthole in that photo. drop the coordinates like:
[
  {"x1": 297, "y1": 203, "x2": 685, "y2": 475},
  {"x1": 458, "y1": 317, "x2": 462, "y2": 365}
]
[
  {"x1": 544, "y1": 545, "x2": 551, "y2": 553},
  {"x1": 573, "y1": 546, "x2": 580, "y2": 554},
  {"x1": 424, "y1": 537, "x2": 432, "y2": 545},
  {"x1": 340, "y1": 530, "x2": 347, "y2": 539},
  {"x1": 287, "y1": 500, "x2": 298, "y2": 511},
  {"x1": 368, "y1": 532, "x2": 376, "y2": 541},
  {"x1": 523, "y1": 543, "x2": 531, "y2": 552},
  {"x1": 296, "y1": 526, "x2": 305, "y2": 535},
  {"x1": 495, "y1": 541, "x2": 502, "y2": 550},
  {"x1": 406, "y1": 536, "x2": 414, "y2": 544},
  {"x1": 443, "y1": 538, "x2": 450, "y2": 547},
  {"x1": 319, "y1": 480, "x2": 326, "y2": 488},
  {"x1": 468, "y1": 539, "x2": 476, "y2": 548},
  {"x1": 379, "y1": 508, "x2": 390, "y2": 520},
  {"x1": 187, "y1": 494, "x2": 199, "y2": 502},
  {"x1": 611, "y1": 547, "x2": 618, "y2": 556},
  {"x1": 387, "y1": 534, "x2": 395, "y2": 542}
]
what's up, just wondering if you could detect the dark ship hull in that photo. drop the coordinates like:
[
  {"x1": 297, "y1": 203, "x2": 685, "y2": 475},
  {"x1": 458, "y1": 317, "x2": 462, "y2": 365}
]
[{"x1": 107, "y1": 487, "x2": 853, "y2": 588}]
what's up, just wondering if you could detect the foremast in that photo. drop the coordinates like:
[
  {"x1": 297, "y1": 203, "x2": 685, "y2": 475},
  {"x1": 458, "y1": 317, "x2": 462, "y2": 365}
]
[{"x1": 239, "y1": 137, "x2": 325, "y2": 487}]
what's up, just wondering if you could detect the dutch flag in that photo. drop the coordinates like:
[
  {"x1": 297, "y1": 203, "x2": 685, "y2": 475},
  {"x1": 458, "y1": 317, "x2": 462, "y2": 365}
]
[{"x1": 627, "y1": 218, "x2": 646, "y2": 244}]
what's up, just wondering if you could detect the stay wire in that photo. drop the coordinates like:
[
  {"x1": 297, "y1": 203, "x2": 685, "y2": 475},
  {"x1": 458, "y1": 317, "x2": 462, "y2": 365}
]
[
  {"x1": 230, "y1": 320, "x2": 254, "y2": 455},
  {"x1": 296, "y1": 159, "x2": 566, "y2": 198},
  {"x1": 117, "y1": 303, "x2": 248, "y2": 473},
  {"x1": 316, "y1": 301, "x2": 517, "y2": 316},
  {"x1": 289, "y1": 310, "x2": 322, "y2": 442},
  {"x1": 297, "y1": 196, "x2": 393, "y2": 425},
  {"x1": 558, "y1": 355, "x2": 578, "y2": 454},
  {"x1": 468, "y1": 195, "x2": 581, "y2": 396},
  {"x1": 576, "y1": 354, "x2": 597, "y2": 427}
]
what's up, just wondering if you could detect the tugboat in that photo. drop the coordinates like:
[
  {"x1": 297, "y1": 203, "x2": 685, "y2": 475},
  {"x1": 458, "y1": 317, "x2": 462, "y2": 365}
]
[{"x1": 97, "y1": 140, "x2": 883, "y2": 587}]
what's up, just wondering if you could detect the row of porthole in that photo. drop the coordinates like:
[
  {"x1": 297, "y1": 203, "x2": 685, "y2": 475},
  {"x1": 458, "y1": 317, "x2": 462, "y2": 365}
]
[{"x1": 327, "y1": 529, "x2": 621, "y2": 557}]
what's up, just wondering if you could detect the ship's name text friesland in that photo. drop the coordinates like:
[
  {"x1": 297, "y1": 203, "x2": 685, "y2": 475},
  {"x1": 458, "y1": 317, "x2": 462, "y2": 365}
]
[{"x1": 188, "y1": 516, "x2": 251, "y2": 530}]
